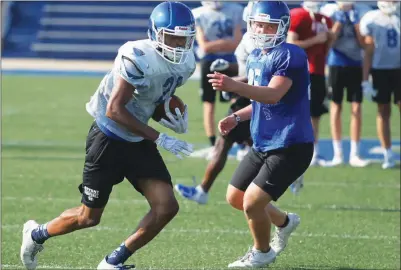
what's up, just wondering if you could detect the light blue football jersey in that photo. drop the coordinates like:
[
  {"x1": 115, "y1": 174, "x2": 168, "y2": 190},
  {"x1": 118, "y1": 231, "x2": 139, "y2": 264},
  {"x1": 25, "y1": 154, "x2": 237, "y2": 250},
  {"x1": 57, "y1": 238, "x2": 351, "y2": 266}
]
[
  {"x1": 360, "y1": 9, "x2": 400, "y2": 69},
  {"x1": 86, "y1": 40, "x2": 195, "y2": 142},
  {"x1": 192, "y1": 3, "x2": 244, "y2": 62}
]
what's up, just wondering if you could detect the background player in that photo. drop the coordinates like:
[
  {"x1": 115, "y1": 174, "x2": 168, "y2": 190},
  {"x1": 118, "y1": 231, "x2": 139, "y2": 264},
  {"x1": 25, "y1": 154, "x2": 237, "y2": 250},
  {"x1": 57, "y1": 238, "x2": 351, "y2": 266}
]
[
  {"x1": 321, "y1": 1, "x2": 371, "y2": 167},
  {"x1": 20, "y1": 2, "x2": 195, "y2": 269},
  {"x1": 192, "y1": 1, "x2": 243, "y2": 147},
  {"x1": 360, "y1": 1, "x2": 400, "y2": 169},
  {"x1": 208, "y1": 1, "x2": 314, "y2": 267},
  {"x1": 287, "y1": 1, "x2": 333, "y2": 166},
  {"x1": 174, "y1": 1, "x2": 255, "y2": 205}
]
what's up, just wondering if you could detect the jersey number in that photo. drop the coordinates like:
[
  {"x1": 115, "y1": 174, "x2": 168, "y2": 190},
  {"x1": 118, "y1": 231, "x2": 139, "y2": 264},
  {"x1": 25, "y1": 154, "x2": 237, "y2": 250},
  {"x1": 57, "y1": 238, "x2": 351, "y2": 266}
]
[
  {"x1": 213, "y1": 19, "x2": 233, "y2": 39},
  {"x1": 156, "y1": 76, "x2": 183, "y2": 104},
  {"x1": 387, "y1": 28, "x2": 398, "y2": 48},
  {"x1": 248, "y1": 68, "x2": 262, "y2": 86}
]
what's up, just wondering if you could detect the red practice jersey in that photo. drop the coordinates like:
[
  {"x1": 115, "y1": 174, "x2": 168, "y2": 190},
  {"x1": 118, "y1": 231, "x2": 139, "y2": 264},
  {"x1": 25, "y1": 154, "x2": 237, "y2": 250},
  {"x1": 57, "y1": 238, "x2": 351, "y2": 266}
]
[{"x1": 289, "y1": 7, "x2": 333, "y2": 75}]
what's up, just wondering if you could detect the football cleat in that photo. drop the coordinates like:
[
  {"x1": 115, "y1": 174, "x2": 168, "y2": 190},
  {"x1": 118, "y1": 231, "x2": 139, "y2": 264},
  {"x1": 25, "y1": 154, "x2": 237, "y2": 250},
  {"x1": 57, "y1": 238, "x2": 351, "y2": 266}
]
[
  {"x1": 20, "y1": 220, "x2": 44, "y2": 270},
  {"x1": 270, "y1": 213, "x2": 300, "y2": 256}
]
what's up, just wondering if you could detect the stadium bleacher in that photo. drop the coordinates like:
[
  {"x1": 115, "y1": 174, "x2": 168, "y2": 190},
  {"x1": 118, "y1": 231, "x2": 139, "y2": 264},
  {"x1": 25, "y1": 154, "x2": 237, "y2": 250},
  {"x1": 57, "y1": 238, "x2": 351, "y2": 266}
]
[{"x1": 3, "y1": 1, "x2": 306, "y2": 60}]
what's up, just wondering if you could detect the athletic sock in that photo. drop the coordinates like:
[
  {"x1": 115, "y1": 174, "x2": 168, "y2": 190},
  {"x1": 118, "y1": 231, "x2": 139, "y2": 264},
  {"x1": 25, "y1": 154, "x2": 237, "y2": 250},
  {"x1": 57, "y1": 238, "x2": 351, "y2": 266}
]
[
  {"x1": 31, "y1": 223, "x2": 51, "y2": 244},
  {"x1": 106, "y1": 243, "x2": 133, "y2": 266},
  {"x1": 279, "y1": 215, "x2": 290, "y2": 228}
]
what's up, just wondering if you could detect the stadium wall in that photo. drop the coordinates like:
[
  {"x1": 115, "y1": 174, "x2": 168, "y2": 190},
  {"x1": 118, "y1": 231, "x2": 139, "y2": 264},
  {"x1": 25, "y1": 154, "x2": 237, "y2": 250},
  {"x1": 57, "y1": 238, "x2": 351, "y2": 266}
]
[{"x1": 2, "y1": 1, "x2": 306, "y2": 60}]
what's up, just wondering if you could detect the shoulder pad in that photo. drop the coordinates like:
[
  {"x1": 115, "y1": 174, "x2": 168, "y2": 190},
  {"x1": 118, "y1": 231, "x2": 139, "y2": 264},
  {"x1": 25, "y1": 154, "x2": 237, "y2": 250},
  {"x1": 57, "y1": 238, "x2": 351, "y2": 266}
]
[{"x1": 117, "y1": 44, "x2": 152, "y2": 89}]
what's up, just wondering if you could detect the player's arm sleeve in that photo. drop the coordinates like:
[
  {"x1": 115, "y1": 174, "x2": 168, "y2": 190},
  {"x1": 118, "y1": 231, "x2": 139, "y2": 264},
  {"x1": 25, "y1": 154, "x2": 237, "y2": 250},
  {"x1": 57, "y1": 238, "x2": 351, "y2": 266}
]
[
  {"x1": 235, "y1": 37, "x2": 249, "y2": 77},
  {"x1": 359, "y1": 12, "x2": 372, "y2": 37},
  {"x1": 117, "y1": 53, "x2": 150, "y2": 90},
  {"x1": 192, "y1": 8, "x2": 203, "y2": 29}
]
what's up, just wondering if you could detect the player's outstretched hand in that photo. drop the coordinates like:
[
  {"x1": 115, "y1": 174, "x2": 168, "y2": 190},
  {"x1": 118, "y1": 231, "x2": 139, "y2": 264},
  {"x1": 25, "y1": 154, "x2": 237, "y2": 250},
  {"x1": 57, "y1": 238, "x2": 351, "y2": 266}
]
[
  {"x1": 218, "y1": 115, "x2": 237, "y2": 136},
  {"x1": 207, "y1": 72, "x2": 238, "y2": 92},
  {"x1": 210, "y1": 59, "x2": 229, "y2": 72},
  {"x1": 361, "y1": 81, "x2": 377, "y2": 101},
  {"x1": 155, "y1": 133, "x2": 193, "y2": 159},
  {"x1": 159, "y1": 105, "x2": 188, "y2": 134}
]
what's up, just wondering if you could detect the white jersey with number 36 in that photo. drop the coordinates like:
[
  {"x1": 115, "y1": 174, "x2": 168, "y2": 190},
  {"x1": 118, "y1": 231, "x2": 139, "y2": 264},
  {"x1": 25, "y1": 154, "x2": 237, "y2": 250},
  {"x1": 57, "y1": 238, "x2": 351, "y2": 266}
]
[{"x1": 86, "y1": 39, "x2": 196, "y2": 142}]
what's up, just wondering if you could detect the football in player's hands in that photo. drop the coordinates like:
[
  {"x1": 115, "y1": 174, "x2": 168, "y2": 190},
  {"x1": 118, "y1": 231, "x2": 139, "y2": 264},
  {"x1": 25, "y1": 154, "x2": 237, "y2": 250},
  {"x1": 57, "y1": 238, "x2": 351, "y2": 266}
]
[{"x1": 152, "y1": 95, "x2": 186, "y2": 122}]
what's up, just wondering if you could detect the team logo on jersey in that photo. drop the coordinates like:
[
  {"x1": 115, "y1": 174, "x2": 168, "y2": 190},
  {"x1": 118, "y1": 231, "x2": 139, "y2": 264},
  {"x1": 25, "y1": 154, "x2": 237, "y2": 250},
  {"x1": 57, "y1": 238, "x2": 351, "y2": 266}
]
[{"x1": 133, "y1": 48, "x2": 145, "y2": 57}]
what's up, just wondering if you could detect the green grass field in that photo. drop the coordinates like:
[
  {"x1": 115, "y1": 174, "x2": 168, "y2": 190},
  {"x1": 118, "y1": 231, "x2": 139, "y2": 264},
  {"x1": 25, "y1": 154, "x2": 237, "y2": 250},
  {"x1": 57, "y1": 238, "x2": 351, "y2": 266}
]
[{"x1": 2, "y1": 75, "x2": 400, "y2": 269}]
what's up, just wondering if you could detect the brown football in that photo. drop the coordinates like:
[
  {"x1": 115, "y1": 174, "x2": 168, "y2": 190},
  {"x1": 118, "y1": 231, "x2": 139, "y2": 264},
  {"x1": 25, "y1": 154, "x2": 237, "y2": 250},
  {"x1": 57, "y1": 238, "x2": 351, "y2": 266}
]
[{"x1": 152, "y1": 95, "x2": 186, "y2": 122}]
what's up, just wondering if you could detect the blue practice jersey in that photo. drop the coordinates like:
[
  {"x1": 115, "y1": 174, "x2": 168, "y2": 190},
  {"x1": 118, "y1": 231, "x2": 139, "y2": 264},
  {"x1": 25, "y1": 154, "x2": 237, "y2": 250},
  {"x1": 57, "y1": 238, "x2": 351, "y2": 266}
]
[
  {"x1": 321, "y1": 3, "x2": 372, "y2": 67},
  {"x1": 246, "y1": 43, "x2": 314, "y2": 152}
]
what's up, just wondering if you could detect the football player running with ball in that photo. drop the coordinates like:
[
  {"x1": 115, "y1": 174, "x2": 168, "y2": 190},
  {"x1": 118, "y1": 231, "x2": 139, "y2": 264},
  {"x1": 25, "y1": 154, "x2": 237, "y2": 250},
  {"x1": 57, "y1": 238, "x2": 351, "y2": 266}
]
[
  {"x1": 20, "y1": 2, "x2": 195, "y2": 269},
  {"x1": 208, "y1": 1, "x2": 314, "y2": 268}
]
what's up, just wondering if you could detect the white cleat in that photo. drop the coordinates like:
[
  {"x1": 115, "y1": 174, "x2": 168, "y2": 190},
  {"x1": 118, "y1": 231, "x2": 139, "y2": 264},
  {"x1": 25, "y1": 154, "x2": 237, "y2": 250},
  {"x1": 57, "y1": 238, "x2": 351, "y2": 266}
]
[
  {"x1": 382, "y1": 159, "x2": 396, "y2": 170},
  {"x1": 174, "y1": 184, "x2": 209, "y2": 205},
  {"x1": 349, "y1": 156, "x2": 370, "y2": 168},
  {"x1": 20, "y1": 220, "x2": 44, "y2": 270},
  {"x1": 320, "y1": 156, "x2": 343, "y2": 167},
  {"x1": 270, "y1": 213, "x2": 300, "y2": 256},
  {"x1": 228, "y1": 247, "x2": 276, "y2": 268},
  {"x1": 290, "y1": 175, "x2": 304, "y2": 195},
  {"x1": 97, "y1": 257, "x2": 135, "y2": 269},
  {"x1": 309, "y1": 156, "x2": 318, "y2": 167}
]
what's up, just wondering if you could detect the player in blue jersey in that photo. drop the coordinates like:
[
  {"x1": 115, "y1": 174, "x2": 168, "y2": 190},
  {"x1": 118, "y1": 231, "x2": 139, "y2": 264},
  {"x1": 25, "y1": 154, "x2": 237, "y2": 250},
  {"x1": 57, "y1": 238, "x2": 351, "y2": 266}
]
[
  {"x1": 208, "y1": 1, "x2": 314, "y2": 267},
  {"x1": 192, "y1": 1, "x2": 244, "y2": 146},
  {"x1": 20, "y1": 2, "x2": 195, "y2": 270},
  {"x1": 321, "y1": 1, "x2": 371, "y2": 167}
]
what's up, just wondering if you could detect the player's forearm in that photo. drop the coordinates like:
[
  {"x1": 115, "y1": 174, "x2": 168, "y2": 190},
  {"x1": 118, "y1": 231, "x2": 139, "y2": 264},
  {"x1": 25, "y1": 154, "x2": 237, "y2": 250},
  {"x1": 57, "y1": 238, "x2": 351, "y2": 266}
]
[
  {"x1": 203, "y1": 39, "x2": 239, "y2": 53},
  {"x1": 362, "y1": 47, "x2": 373, "y2": 81},
  {"x1": 232, "y1": 75, "x2": 248, "y2": 83},
  {"x1": 354, "y1": 25, "x2": 365, "y2": 48},
  {"x1": 232, "y1": 104, "x2": 252, "y2": 122},
  {"x1": 329, "y1": 22, "x2": 342, "y2": 46},
  {"x1": 106, "y1": 106, "x2": 159, "y2": 141},
  {"x1": 232, "y1": 83, "x2": 282, "y2": 104}
]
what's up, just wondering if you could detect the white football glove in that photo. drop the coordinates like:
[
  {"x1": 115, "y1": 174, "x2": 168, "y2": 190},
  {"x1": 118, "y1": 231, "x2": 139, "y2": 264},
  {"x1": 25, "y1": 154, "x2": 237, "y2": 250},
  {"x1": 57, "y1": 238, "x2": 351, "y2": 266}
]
[
  {"x1": 159, "y1": 105, "x2": 188, "y2": 134},
  {"x1": 155, "y1": 133, "x2": 193, "y2": 159},
  {"x1": 210, "y1": 58, "x2": 229, "y2": 72},
  {"x1": 361, "y1": 81, "x2": 377, "y2": 101}
]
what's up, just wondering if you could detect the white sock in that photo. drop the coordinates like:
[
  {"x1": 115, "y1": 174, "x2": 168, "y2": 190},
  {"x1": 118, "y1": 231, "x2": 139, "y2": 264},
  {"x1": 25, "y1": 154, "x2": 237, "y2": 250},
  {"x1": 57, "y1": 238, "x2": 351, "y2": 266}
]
[
  {"x1": 350, "y1": 140, "x2": 359, "y2": 158},
  {"x1": 383, "y1": 148, "x2": 393, "y2": 161},
  {"x1": 333, "y1": 140, "x2": 343, "y2": 158},
  {"x1": 313, "y1": 143, "x2": 319, "y2": 158},
  {"x1": 196, "y1": 185, "x2": 206, "y2": 194}
]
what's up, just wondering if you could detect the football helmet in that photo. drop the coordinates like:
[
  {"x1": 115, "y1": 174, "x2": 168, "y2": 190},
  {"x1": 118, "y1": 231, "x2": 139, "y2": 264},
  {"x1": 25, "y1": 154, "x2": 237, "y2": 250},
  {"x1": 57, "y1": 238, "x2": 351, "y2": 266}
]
[
  {"x1": 148, "y1": 2, "x2": 196, "y2": 64},
  {"x1": 248, "y1": 1, "x2": 290, "y2": 49}
]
